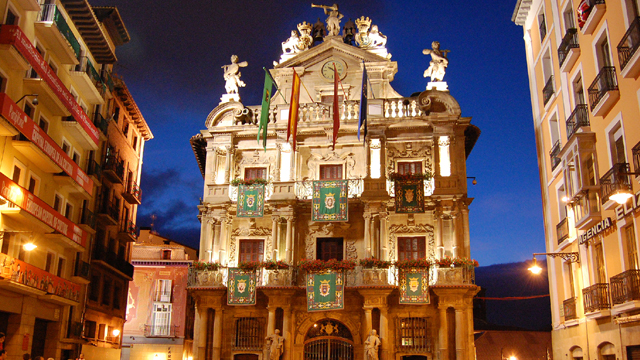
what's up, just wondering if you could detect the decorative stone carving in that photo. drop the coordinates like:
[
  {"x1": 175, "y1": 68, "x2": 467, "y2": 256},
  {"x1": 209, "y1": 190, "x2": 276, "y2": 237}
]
[
  {"x1": 265, "y1": 329, "x2": 284, "y2": 360},
  {"x1": 388, "y1": 223, "x2": 435, "y2": 261},
  {"x1": 346, "y1": 240, "x2": 357, "y2": 260},
  {"x1": 386, "y1": 143, "x2": 434, "y2": 196},
  {"x1": 354, "y1": 16, "x2": 389, "y2": 59},
  {"x1": 234, "y1": 151, "x2": 276, "y2": 179},
  {"x1": 305, "y1": 223, "x2": 352, "y2": 259},
  {"x1": 279, "y1": 22, "x2": 313, "y2": 63},
  {"x1": 312, "y1": 3, "x2": 343, "y2": 36},
  {"x1": 230, "y1": 226, "x2": 273, "y2": 262},
  {"x1": 221, "y1": 55, "x2": 248, "y2": 102},
  {"x1": 307, "y1": 150, "x2": 358, "y2": 180},
  {"x1": 422, "y1": 41, "x2": 449, "y2": 82}
]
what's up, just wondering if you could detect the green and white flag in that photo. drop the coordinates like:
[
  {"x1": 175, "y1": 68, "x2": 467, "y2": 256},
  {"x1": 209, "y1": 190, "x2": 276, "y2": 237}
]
[
  {"x1": 257, "y1": 69, "x2": 274, "y2": 151},
  {"x1": 312, "y1": 180, "x2": 348, "y2": 221},
  {"x1": 237, "y1": 184, "x2": 264, "y2": 218},
  {"x1": 227, "y1": 268, "x2": 257, "y2": 305},
  {"x1": 395, "y1": 179, "x2": 425, "y2": 213},
  {"x1": 306, "y1": 271, "x2": 344, "y2": 311},
  {"x1": 399, "y1": 269, "x2": 430, "y2": 304}
]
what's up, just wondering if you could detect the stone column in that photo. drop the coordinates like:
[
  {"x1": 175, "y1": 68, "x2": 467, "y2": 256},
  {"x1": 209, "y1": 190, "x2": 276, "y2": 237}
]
[
  {"x1": 438, "y1": 306, "x2": 448, "y2": 360},
  {"x1": 275, "y1": 144, "x2": 282, "y2": 182},
  {"x1": 365, "y1": 139, "x2": 371, "y2": 178},
  {"x1": 364, "y1": 213, "x2": 372, "y2": 258},
  {"x1": 199, "y1": 212, "x2": 210, "y2": 261},
  {"x1": 380, "y1": 212, "x2": 389, "y2": 260},
  {"x1": 267, "y1": 306, "x2": 276, "y2": 336},
  {"x1": 224, "y1": 145, "x2": 232, "y2": 183},
  {"x1": 212, "y1": 308, "x2": 224, "y2": 359},
  {"x1": 379, "y1": 306, "x2": 390, "y2": 360},
  {"x1": 371, "y1": 214, "x2": 378, "y2": 259},
  {"x1": 285, "y1": 216, "x2": 293, "y2": 262},
  {"x1": 461, "y1": 203, "x2": 470, "y2": 258},
  {"x1": 272, "y1": 215, "x2": 280, "y2": 260},
  {"x1": 219, "y1": 216, "x2": 230, "y2": 265},
  {"x1": 193, "y1": 303, "x2": 208, "y2": 360},
  {"x1": 467, "y1": 306, "x2": 474, "y2": 360},
  {"x1": 451, "y1": 213, "x2": 458, "y2": 258},
  {"x1": 455, "y1": 309, "x2": 464, "y2": 360},
  {"x1": 212, "y1": 220, "x2": 221, "y2": 262},
  {"x1": 283, "y1": 306, "x2": 293, "y2": 359},
  {"x1": 363, "y1": 308, "x2": 373, "y2": 339},
  {"x1": 436, "y1": 209, "x2": 444, "y2": 259}
]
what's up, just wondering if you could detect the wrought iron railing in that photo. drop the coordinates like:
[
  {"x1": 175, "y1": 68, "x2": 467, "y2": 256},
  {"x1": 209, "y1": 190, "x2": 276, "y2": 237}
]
[
  {"x1": 550, "y1": 140, "x2": 561, "y2": 170},
  {"x1": 86, "y1": 159, "x2": 102, "y2": 179},
  {"x1": 144, "y1": 325, "x2": 178, "y2": 338},
  {"x1": 102, "y1": 70, "x2": 115, "y2": 93},
  {"x1": 588, "y1": 67, "x2": 618, "y2": 111},
  {"x1": 610, "y1": 269, "x2": 640, "y2": 305},
  {"x1": 126, "y1": 181, "x2": 142, "y2": 201},
  {"x1": 92, "y1": 113, "x2": 109, "y2": 136},
  {"x1": 92, "y1": 249, "x2": 133, "y2": 278},
  {"x1": 542, "y1": 76, "x2": 555, "y2": 105},
  {"x1": 566, "y1": 104, "x2": 589, "y2": 139},
  {"x1": 632, "y1": 141, "x2": 640, "y2": 175},
  {"x1": 558, "y1": 28, "x2": 579, "y2": 67},
  {"x1": 38, "y1": 4, "x2": 81, "y2": 58},
  {"x1": 73, "y1": 260, "x2": 91, "y2": 281},
  {"x1": 103, "y1": 153, "x2": 125, "y2": 181},
  {"x1": 294, "y1": 179, "x2": 364, "y2": 200},
  {"x1": 74, "y1": 56, "x2": 106, "y2": 95},
  {"x1": 80, "y1": 207, "x2": 95, "y2": 228},
  {"x1": 563, "y1": 297, "x2": 577, "y2": 320},
  {"x1": 600, "y1": 163, "x2": 632, "y2": 204},
  {"x1": 618, "y1": 17, "x2": 640, "y2": 71},
  {"x1": 121, "y1": 218, "x2": 137, "y2": 239},
  {"x1": 556, "y1": 217, "x2": 569, "y2": 244},
  {"x1": 582, "y1": 283, "x2": 610, "y2": 312},
  {"x1": 234, "y1": 318, "x2": 264, "y2": 351},
  {"x1": 98, "y1": 198, "x2": 120, "y2": 221}
]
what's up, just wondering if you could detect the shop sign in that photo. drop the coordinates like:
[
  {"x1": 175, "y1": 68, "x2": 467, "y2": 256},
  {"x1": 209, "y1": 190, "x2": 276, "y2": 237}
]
[
  {"x1": 579, "y1": 217, "x2": 613, "y2": 244},
  {"x1": 615, "y1": 190, "x2": 640, "y2": 221}
]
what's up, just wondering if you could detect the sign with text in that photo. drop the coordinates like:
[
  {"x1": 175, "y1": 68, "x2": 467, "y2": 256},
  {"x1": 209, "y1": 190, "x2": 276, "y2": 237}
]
[
  {"x1": 0, "y1": 93, "x2": 93, "y2": 195},
  {"x1": 579, "y1": 217, "x2": 613, "y2": 244},
  {"x1": 615, "y1": 190, "x2": 640, "y2": 221},
  {"x1": 0, "y1": 25, "x2": 99, "y2": 146},
  {"x1": 0, "y1": 172, "x2": 87, "y2": 247}
]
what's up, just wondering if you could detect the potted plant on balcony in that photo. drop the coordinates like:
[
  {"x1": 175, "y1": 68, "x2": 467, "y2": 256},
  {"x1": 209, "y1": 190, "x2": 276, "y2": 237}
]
[
  {"x1": 231, "y1": 178, "x2": 269, "y2": 186},
  {"x1": 192, "y1": 261, "x2": 222, "y2": 271},
  {"x1": 297, "y1": 258, "x2": 357, "y2": 272},
  {"x1": 395, "y1": 258, "x2": 431, "y2": 270},
  {"x1": 238, "y1": 260, "x2": 262, "y2": 272},
  {"x1": 359, "y1": 258, "x2": 393, "y2": 269},
  {"x1": 261, "y1": 260, "x2": 290, "y2": 270}
]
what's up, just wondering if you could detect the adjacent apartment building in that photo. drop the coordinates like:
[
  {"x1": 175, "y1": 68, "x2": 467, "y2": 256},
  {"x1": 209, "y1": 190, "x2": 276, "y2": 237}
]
[
  {"x1": 189, "y1": 9, "x2": 481, "y2": 360},
  {"x1": 122, "y1": 229, "x2": 196, "y2": 360},
  {"x1": 513, "y1": 0, "x2": 640, "y2": 359},
  {"x1": 0, "y1": 1, "x2": 152, "y2": 360}
]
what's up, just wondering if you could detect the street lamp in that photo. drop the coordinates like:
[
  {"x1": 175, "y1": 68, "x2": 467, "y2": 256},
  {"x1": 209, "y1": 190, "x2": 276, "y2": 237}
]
[{"x1": 528, "y1": 252, "x2": 580, "y2": 274}]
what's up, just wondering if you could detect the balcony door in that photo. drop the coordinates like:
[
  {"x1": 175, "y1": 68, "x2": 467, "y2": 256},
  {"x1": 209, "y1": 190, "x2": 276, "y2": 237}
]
[
  {"x1": 152, "y1": 303, "x2": 172, "y2": 336},
  {"x1": 317, "y1": 238, "x2": 343, "y2": 261},
  {"x1": 398, "y1": 237, "x2": 426, "y2": 261},
  {"x1": 239, "y1": 239, "x2": 264, "y2": 263}
]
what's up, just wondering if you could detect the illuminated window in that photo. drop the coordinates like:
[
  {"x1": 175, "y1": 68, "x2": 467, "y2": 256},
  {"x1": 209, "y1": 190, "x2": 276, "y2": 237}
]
[{"x1": 244, "y1": 167, "x2": 266, "y2": 181}]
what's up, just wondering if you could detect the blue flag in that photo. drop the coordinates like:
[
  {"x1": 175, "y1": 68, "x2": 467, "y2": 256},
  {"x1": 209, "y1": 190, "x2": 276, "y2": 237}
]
[{"x1": 358, "y1": 62, "x2": 368, "y2": 144}]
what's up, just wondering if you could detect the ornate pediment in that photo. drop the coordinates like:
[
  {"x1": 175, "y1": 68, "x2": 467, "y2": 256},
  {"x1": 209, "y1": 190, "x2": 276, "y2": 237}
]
[
  {"x1": 234, "y1": 150, "x2": 276, "y2": 179},
  {"x1": 306, "y1": 150, "x2": 358, "y2": 180},
  {"x1": 388, "y1": 223, "x2": 435, "y2": 261},
  {"x1": 305, "y1": 222, "x2": 353, "y2": 259}
]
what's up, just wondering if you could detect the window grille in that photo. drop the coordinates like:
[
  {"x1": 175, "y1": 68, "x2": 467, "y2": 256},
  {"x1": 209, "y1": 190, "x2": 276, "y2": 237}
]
[
  {"x1": 396, "y1": 317, "x2": 431, "y2": 353},
  {"x1": 234, "y1": 317, "x2": 264, "y2": 351}
]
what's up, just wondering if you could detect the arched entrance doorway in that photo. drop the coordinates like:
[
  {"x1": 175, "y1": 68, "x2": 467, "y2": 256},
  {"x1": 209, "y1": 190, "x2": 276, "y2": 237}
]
[{"x1": 304, "y1": 319, "x2": 354, "y2": 360}]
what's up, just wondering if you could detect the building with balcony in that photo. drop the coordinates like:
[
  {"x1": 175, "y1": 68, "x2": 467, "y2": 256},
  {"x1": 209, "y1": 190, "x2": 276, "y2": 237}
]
[
  {"x1": 121, "y1": 229, "x2": 196, "y2": 360},
  {"x1": 0, "y1": 2, "x2": 152, "y2": 360},
  {"x1": 189, "y1": 11, "x2": 481, "y2": 360},
  {"x1": 513, "y1": 0, "x2": 640, "y2": 359}
]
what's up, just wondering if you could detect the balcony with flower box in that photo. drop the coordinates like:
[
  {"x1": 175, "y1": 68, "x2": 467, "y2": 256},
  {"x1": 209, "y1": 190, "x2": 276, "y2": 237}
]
[
  {"x1": 618, "y1": 17, "x2": 640, "y2": 78},
  {"x1": 610, "y1": 269, "x2": 640, "y2": 314},
  {"x1": 559, "y1": 28, "x2": 580, "y2": 72},
  {"x1": 187, "y1": 264, "x2": 227, "y2": 288},
  {"x1": 70, "y1": 56, "x2": 106, "y2": 104},
  {"x1": 582, "y1": 283, "x2": 610, "y2": 318},
  {"x1": 580, "y1": 0, "x2": 606, "y2": 35},
  {"x1": 35, "y1": 4, "x2": 80, "y2": 65},
  {"x1": 122, "y1": 181, "x2": 141, "y2": 205},
  {"x1": 118, "y1": 218, "x2": 137, "y2": 242},
  {"x1": 600, "y1": 163, "x2": 632, "y2": 210},
  {"x1": 588, "y1": 66, "x2": 619, "y2": 117}
]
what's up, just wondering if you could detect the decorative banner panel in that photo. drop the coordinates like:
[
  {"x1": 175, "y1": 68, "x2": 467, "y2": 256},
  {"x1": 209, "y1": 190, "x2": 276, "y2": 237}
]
[
  {"x1": 227, "y1": 268, "x2": 257, "y2": 305},
  {"x1": 306, "y1": 271, "x2": 344, "y2": 311},
  {"x1": 237, "y1": 184, "x2": 265, "y2": 218},
  {"x1": 312, "y1": 180, "x2": 348, "y2": 221},
  {"x1": 394, "y1": 179, "x2": 425, "y2": 213},
  {"x1": 399, "y1": 269, "x2": 430, "y2": 304}
]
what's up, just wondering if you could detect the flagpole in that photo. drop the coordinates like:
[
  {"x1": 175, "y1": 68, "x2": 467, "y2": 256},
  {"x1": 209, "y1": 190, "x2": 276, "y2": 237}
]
[{"x1": 263, "y1": 67, "x2": 288, "y2": 104}]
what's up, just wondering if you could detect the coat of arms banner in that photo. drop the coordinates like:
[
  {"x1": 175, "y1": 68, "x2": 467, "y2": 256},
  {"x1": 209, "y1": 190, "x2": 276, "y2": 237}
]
[
  {"x1": 227, "y1": 268, "x2": 257, "y2": 305},
  {"x1": 399, "y1": 269, "x2": 430, "y2": 304},
  {"x1": 306, "y1": 271, "x2": 344, "y2": 311},
  {"x1": 394, "y1": 179, "x2": 425, "y2": 213},
  {"x1": 237, "y1": 184, "x2": 265, "y2": 218},
  {"x1": 312, "y1": 180, "x2": 348, "y2": 221}
]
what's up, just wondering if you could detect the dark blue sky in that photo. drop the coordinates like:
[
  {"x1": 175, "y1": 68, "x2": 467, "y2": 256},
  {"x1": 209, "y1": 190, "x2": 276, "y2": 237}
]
[{"x1": 91, "y1": 0, "x2": 543, "y2": 266}]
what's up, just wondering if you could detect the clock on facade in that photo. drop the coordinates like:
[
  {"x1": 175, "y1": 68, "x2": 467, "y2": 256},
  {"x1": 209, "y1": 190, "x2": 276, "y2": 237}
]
[{"x1": 321, "y1": 59, "x2": 347, "y2": 81}]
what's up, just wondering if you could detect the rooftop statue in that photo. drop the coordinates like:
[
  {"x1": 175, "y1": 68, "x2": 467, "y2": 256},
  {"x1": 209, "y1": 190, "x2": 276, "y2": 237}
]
[
  {"x1": 279, "y1": 22, "x2": 313, "y2": 63},
  {"x1": 222, "y1": 55, "x2": 248, "y2": 95},
  {"x1": 355, "y1": 16, "x2": 390, "y2": 58},
  {"x1": 423, "y1": 41, "x2": 450, "y2": 82},
  {"x1": 312, "y1": 3, "x2": 343, "y2": 36}
]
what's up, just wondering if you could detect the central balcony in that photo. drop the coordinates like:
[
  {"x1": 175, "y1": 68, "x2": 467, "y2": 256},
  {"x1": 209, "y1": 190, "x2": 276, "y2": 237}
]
[
  {"x1": 610, "y1": 269, "x2": 640, "y2": 307},
  {"x1": 563, "y1": 297, "x2": 577, "y2": 321},
  {"x1": 618, "y1": 17, "x2": 640, "y2": 78},
  {"x1": 565, "y1": 104, "x2": 590, "y2": 140},
  {"x1": 582, "y1": 283, "x2": 610, "y2": 315},
  {"x1": 588, "y1": 66, "x2": 619, "y2": 117},
  {"x1": 600, "y1": 163, "x2": 632, "y2": 208},
  {"x1": 558, "y1": 28, "x2": 580, "y2": 72}
]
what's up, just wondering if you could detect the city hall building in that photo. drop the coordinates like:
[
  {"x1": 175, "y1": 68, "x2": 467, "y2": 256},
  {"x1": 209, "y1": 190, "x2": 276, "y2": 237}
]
[{"x1": 190, "y1": 10, "x2": 481, "y2": 360}]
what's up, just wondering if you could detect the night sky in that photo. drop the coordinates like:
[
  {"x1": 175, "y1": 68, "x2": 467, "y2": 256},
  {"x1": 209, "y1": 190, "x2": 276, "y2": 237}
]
[{"x1": 90, "y1": 0, "x2": 542, "y2": 266}]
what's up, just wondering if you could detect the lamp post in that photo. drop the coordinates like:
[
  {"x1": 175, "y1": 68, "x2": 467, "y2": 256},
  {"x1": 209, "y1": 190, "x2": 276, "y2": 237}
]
[{"x1": 528, "y1": 252, "x2": 579, "y2": 274}]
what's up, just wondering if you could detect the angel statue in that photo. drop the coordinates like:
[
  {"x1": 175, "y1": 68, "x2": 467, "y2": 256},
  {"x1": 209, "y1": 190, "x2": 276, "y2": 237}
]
[{"x1": 222, "y1": 55, "x2": 248, "y2": 94}]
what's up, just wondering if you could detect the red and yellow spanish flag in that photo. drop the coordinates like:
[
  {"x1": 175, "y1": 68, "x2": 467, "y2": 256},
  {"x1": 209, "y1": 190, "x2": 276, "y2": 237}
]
[{"x1": 287, "y1": 69, "x2": 301, "y2": 150}]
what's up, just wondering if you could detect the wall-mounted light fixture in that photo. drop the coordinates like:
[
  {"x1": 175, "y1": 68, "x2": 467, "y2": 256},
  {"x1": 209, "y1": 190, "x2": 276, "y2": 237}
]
[
  {"x1": 16, "y1": 94, "x2": 38, "y2": 106},
  {"x1": 467, "y1": 177, "x2": 477, "y2": 185},
  {"x1": 528, "y1": 252, "x2": 579, "y2": 274}
]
